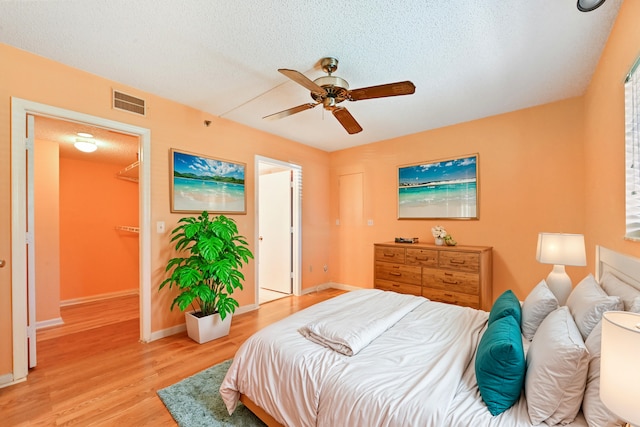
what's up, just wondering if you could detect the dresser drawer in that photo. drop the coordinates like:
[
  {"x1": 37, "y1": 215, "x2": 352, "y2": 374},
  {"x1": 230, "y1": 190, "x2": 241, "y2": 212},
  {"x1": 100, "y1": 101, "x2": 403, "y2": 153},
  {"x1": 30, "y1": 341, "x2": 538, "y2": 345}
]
[
  {"x1": 375, "y1": 279, "x2": 422, "y2": 296},
  {"x1": 405, "y1": 248, "x2": 438, "y2": 267},
  {"x1": 374, "y1": 242, "x2": 492, "y2": 311},
  {"x1": 438, "y1": 251, "x2": 480, "y2": 273},
  {"x1": 375, "y1": 246, "x2": 406, "y2": 263},
  {"x1": 375, "y1": 262, "x2": 421, "y2": 285},
  {"x1": 422, "y1": 268, "x2": 479, "y2": 295},
  {"x1": 422, "y1": 287, "x2": 480, "y2": 309}
]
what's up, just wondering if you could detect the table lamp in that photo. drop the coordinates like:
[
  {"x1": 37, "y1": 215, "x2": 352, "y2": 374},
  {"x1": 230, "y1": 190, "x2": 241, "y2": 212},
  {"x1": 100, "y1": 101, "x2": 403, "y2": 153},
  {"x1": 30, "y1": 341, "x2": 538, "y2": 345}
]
[
  {"x1": 600, "y1": 311, "x2": 640, "y2": 427},
  {"x1": 536, "y1": 233, "x2": 586, "y2": 305}
]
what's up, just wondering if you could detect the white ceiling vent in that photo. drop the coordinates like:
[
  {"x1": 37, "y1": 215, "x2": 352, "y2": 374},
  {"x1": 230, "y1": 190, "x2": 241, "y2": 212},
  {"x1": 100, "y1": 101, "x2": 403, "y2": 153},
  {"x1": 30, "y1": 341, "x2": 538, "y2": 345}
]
[{"x1": 112, "y1": 90, "x2": 146, "y2": 116}]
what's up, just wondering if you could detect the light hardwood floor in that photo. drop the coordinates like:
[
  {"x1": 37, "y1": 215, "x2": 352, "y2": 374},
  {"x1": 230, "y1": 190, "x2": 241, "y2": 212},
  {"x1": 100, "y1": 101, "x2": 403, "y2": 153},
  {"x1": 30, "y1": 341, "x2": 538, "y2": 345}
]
[{"x1": 0, "y1": 289, "x2": 344, "y2": 426}]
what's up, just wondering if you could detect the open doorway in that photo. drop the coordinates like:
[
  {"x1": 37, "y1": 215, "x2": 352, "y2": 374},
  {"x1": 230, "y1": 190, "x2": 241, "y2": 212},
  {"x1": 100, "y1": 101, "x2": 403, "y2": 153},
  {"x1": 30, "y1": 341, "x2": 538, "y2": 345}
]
[
  {"x1": 33, "y1": 115, "x2": 140, "y2": 341},
  {"x1": 10, "y1": 98, "x2": 152, "y2": 383},
  {"x1": 256, "y1": 156, "x2": 302, "y2": 304}
]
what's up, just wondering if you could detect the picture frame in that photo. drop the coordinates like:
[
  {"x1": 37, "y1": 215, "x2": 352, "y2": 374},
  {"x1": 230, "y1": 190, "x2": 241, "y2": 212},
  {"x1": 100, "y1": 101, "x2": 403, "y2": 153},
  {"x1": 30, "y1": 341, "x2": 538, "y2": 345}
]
[
  {"x1": 170, "y1": 148, "x2": 246, "y2": 214},
  {"x1": 398, "y1": 154, "x2": 478, "y2": 219}
]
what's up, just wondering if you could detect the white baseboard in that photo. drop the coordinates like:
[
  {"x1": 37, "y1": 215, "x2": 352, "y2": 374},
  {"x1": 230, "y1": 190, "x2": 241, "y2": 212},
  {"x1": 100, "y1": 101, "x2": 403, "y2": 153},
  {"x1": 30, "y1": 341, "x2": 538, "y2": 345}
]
[
  {"x1": 149, "y1": 323, "x2": 186, "y2": 342},
  {"x1": 36, "y1": 317, "x2": 64, "y2": 330},
  {"x1": 60, "y1": 289, "x2": 139, "y2": 307},
  {"x1": 301, "y1": 282, "x2": 362, "y2": 294},
  {"x1": 236, "y1": 303, "x2": 259, "y2": 315},
  {"x1": 149, "y1": 304, "x2": 259, "y2": 342},
  {"x1": 0, "y1": 373, "x2": 25, "y2": 389}
]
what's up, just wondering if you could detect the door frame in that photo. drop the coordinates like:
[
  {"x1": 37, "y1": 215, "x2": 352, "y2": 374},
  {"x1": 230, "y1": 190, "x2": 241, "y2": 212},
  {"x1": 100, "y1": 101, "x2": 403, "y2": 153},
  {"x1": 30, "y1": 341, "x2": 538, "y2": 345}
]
[
  {"x1": 10, "y1": 97, "x2": 152, "y2": 383},
  {"x1": 255, "y1": 155, "x2": 302, "y2": 301}
]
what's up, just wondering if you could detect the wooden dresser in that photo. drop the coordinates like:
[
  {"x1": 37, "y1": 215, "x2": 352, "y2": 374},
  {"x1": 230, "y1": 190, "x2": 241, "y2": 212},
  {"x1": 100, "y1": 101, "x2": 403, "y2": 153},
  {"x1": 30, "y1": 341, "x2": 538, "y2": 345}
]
[{"x1": 374, "y1": 242, "x2": 493, "y2": 311}]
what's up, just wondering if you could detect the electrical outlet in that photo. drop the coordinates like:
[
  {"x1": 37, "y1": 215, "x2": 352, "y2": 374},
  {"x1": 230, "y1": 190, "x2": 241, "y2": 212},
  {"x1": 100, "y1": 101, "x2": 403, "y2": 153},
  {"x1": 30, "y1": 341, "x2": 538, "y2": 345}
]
[{"x1": 323, "y1": 265, "x2": 328, "y2": 272}]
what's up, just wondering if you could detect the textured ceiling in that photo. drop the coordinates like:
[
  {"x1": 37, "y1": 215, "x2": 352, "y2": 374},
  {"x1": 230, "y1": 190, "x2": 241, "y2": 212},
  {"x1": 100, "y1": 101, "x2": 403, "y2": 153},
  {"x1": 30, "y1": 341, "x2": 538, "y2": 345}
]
[{"x1": 0, "y1": 0, "x2": 623, "y2": 152}]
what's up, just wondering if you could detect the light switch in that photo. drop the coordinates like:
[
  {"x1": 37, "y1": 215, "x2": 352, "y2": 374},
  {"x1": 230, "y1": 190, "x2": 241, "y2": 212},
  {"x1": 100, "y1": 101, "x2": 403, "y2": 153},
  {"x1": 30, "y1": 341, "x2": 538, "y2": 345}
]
[{"x1": 157, "y1": 221, "x2": 165, "y2": 233}]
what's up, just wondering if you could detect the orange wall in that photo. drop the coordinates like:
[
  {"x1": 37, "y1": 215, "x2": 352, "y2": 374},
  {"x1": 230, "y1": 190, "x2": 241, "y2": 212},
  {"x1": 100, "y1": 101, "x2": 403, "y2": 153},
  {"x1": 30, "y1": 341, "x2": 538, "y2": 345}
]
[
  {"x1": 1, "y1": 1, "x2": 638, "y2": 380},
  {"x1": 583, "y1": 0, "x2": 640, "y2": 261},
  {"x1": 59, "y1": 157, "x2": 139, "y2": 300},
  {"x1": 0, "y1": 42, "x2": 332, "y2": 376},
  {"x1": 329, "y1": 97, "x2": 588, "y2": 301},
  {"x1": 35, "y1": 139, "x2": 61, "y2": 322}
]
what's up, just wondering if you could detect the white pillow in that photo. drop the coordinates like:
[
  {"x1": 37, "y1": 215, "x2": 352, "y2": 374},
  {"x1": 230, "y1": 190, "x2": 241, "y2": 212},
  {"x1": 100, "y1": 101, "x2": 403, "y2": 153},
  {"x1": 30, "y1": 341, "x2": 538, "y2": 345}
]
[
  {"x1": 525, "y1": 307, "x2": 589, "y2": 425},
  {"x1": 582, "y1": 321, "x2": 626, "y2": 427},
  {"x1": 566, "y1": 274, "x2": 623, "y2": 340},
  {"x1": 521, "y1": 279, "x2": 558, "y2": 341},
  {"x1": 599, "y1": 271, "x2": 640, "y2": 311}
]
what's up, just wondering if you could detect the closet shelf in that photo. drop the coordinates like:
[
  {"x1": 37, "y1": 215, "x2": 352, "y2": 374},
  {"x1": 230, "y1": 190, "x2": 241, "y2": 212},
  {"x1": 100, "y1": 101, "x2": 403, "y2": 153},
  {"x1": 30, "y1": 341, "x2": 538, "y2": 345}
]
[
  {"x1": 115, "y1": 225, "x2": 139, "y2": 234},
  {"x1": 117, "y1": 161, "x2": 139, "y2": 182}
]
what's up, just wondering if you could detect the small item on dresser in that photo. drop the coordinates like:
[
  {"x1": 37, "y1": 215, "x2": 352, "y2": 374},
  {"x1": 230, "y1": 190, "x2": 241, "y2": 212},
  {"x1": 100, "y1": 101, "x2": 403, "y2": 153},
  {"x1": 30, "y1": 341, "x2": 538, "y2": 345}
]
[
  {"x1": 395, "y1": 237, "x2": 419, "y2": 244},
  {"x1": 444, "y1": 235, "x2": 457, "y2": 246}
]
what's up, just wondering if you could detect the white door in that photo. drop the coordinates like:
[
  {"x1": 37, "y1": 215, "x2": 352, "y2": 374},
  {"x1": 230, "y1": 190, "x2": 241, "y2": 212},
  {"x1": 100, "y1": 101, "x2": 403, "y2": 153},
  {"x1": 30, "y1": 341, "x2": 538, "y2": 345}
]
[
  {"x1": 26, "y1": 114, "x2": 37, "y2": 368},
  {"x1": 258, "y1": 170, "x2": 292, "y2": 294}
]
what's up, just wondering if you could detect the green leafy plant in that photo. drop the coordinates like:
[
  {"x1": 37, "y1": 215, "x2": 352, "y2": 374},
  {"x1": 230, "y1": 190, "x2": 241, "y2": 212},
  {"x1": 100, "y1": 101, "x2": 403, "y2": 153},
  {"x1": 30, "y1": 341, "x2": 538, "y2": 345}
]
[{"x1": 159, "y1": 211, "x2": 254, "y2": 320}]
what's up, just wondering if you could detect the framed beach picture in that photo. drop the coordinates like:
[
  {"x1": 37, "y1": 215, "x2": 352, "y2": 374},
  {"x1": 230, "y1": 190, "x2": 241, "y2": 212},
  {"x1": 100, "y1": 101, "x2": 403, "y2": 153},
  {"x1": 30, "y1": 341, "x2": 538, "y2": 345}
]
[
  {"x1": 170, "y1": 149, "x2": 246, "y2": 214},
  {"x1": 398, "y1": 154, "x2": 478, "y2": 219}
]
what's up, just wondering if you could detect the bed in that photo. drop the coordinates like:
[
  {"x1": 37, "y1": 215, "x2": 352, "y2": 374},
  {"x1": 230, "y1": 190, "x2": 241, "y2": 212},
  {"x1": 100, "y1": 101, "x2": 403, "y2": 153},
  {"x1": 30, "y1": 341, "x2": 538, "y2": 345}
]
[{"x1": 220, "y1": 246, "x2": 639, "y2": 427}]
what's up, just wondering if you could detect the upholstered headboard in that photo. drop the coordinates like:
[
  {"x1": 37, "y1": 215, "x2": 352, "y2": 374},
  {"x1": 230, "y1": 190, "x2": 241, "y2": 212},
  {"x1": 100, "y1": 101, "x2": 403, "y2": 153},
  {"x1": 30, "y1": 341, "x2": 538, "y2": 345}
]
[{"x1": 595, "y1": 245, "x2": 640, "y2": 292}]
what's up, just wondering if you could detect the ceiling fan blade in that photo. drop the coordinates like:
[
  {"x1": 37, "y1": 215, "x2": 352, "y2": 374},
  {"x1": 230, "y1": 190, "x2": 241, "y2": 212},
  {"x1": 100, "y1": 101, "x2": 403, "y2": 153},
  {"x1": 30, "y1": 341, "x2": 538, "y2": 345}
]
[
  {"x1": 332, "y1": 107, "x2": 363, "y2": 134},
  {"x1": 263, "y1": 102, "x2": 319, "y2": 121},
  {"x1": 348, "y1": 81, "x2": 416, "y2": 101},
  {"x1": 278, "y1": 69, "x2": 327, "y2": 95}
]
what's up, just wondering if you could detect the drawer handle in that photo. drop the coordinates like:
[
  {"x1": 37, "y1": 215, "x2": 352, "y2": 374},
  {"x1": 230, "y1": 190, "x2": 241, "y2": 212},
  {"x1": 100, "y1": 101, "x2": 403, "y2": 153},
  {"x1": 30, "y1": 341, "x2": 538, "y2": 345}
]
[
  {"x1": 444, "y1": 293, "x2": 454, "y2": 297},
  {"x1": 389, "y1": 272, "x2": 402, "y2": 276},
  {"x1": 449, "y1": 259, "x2": 466, "y2": 265},
  {"x1": 415, "y1": 256, "x2": 433, "y2": 261},
  {"x1": 443, "y1": 279, "x2": 459, "y2": 285},
  {"x1": 392, "y1": 284, "x2": 400, "y2": 287},
  {"x1": 383, "y1": 252, "x2": 396, "y2": 257}
]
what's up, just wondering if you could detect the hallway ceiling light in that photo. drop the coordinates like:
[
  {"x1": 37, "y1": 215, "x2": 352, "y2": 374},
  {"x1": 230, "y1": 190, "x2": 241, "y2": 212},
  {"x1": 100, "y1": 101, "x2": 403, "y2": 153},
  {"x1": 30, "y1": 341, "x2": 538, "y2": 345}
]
[
  {"x1": 74, "y1": 138, "x2": 97, "y2": 153},
  {"x1": 77, "y1": 132, "x2": 94, "y2": 138}
]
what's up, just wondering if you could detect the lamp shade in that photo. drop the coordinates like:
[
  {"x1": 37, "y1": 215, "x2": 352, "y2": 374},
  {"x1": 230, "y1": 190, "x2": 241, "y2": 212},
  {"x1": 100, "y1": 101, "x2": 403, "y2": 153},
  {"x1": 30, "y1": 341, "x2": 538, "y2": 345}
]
[
  {"x1": 536, "y1": 233, "x2": 586, "y2": 267},
  {"x1": 600, "y1": 311, "x2": 640, "y2": 425}
]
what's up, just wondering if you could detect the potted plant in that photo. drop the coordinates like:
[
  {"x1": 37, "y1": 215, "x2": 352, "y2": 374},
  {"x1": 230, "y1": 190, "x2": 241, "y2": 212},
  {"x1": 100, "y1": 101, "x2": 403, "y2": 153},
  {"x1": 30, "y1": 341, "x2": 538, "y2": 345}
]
[{"x1": 160, "y1": 211, "x2": 253, "y2": 344}]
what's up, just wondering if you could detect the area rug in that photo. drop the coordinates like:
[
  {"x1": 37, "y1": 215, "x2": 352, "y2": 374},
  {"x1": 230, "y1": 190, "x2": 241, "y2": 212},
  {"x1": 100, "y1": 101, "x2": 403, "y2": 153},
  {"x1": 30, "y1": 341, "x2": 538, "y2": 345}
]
[{"x1": 157, "y1": 359, "x2": 266, "y2": 427}]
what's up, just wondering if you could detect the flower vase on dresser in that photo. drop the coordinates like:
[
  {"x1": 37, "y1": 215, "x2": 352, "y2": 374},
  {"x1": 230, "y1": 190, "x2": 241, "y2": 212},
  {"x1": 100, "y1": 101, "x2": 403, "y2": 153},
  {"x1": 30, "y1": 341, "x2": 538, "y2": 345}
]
[{"x1": 431, "y1": 225, "x2": 447, "y2": 246}]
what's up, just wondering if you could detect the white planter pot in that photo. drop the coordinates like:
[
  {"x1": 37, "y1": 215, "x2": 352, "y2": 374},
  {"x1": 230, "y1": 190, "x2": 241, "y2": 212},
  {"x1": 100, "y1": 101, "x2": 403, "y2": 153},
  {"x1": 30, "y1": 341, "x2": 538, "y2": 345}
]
[{"x1": 185, "y1": 311, "x2": 232, "y2": 344}]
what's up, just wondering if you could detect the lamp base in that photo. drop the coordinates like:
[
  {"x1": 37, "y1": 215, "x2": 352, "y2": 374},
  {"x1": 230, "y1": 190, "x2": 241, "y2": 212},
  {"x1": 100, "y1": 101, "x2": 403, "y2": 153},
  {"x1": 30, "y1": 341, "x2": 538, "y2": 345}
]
[{"x1": 546, "y1": 265, "x2": 572, "y2": 306}]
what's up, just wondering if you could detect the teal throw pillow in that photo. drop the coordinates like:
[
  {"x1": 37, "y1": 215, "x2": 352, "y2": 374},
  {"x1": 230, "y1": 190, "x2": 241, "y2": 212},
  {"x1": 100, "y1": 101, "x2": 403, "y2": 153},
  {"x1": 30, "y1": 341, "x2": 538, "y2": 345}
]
[
  {"x1": 488, "y1": 290, "x2": 521, "y2": 326},
  {"x1": 475, "y1": 315, "x2": 526, "y2": 416}
]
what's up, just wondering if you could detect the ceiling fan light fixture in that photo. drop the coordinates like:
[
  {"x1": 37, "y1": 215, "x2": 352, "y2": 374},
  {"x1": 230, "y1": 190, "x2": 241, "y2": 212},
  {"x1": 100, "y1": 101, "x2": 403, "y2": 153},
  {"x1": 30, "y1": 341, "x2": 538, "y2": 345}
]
[
  {"x1": 74, "y1": 138, "x2": 97, "y2": 153},
  {"x1": 577, "y1": 0, "x2": 606, "y2": 12}
]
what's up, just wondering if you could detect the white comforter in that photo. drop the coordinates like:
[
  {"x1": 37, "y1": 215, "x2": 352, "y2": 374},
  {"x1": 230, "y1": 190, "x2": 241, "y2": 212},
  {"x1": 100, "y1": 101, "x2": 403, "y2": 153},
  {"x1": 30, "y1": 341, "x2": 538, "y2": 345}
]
[
  {"x1": 298, "y1": 290, "x2": 424, "y2": 356},
  {"x1": 219, "y1": 290, "x2": 588, "y2": 427}
]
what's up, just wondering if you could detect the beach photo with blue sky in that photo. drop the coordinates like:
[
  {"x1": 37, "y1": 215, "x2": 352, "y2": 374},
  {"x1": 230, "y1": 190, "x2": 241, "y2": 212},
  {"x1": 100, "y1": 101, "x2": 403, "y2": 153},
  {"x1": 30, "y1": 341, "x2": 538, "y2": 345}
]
[
  {"x1": 171, "y1": 150, "x2": 246, "y2": 213},
  {"x1": 398, "y1": 155, "x2": 477, "y2": 219}
]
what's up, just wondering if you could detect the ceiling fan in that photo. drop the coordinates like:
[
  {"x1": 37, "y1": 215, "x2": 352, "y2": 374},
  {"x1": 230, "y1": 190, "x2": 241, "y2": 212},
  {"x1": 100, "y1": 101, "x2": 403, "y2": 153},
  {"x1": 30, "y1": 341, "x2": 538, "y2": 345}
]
[{"x1": 263, "y1": 57, "x2": 416, "y2": 135}]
